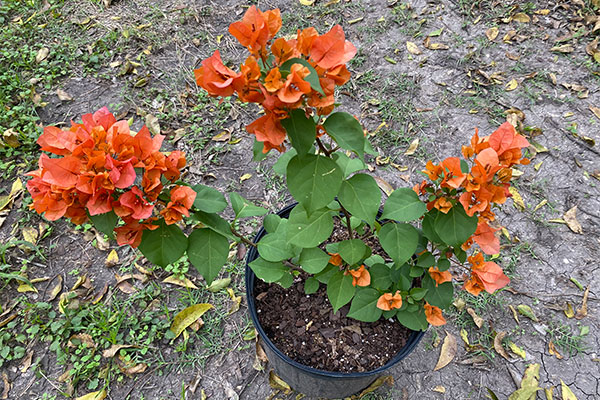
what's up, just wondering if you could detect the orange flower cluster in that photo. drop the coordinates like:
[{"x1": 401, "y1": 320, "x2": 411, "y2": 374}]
[
  {"x1": 376, "y1": 291, "x2": 402, "y2": 311},
  {"x1": 463, "y1": 252, "x2": 510, "y2": 296},
  {"x1": 418, "y1": 122, "x2": 530, "y2": 256},
  {"x1": 194, "y1": 6, "x2": 356, "y2": 153},
  {"x1": 26, "y1": 107, "x2": 196, "y2": 248},
  {"x1": 424, "y1": 303, "x2": 446, "y2": 326},
  {"x1": 348, "y1": 265, "x2": 370, "y2": 287}
]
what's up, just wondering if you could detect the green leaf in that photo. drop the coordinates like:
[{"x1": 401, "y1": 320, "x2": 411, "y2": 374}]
[
  {"x1": 315, "y1": 264, "x2": 336, "y2": 284},
  {"x1": 369, "y1": 263, "x2": 392, "y2": 291},
  {"x1": 229, "y1": 192, "x2": 268, "y2": 219},
  {"x1": 89, "y1": 211, "x2": 118, "y2": 237},
  {"x1": 409, "y1": 287, "x2": 428, "y2": 301},
  {"x1": 263, "y1": 214, "x2": 282, "y2": 234},
  {"x1": 280, "y1": 57, "x2": 324, "y2": 95},
  {"x1": 272, "y1": 148, "x2": 297, "y2": 176},
  {"x1": 257, "y1": 233, "x2": 295, "y2": 262},
  {"x1": 364, "y1": 254, "x2": 385, "y2": 266},
  {"x1": 276, "y1": 272, "x2": 294, "y2": 289},
  {"x1": 332, "y1": 152, "x2": 366, "y2": 177},
  {"x1": 286, "y1": 154, "x2": 343, "y2": 213},
  {"x1": 416, "y1": 252, "x2": 435, "y2": 268},
  {"x1": 434, "y1": 206, "x2": 478, "y2": 246},
  {"x1": 298, "y1": 247, "x2": 330, "y2": 274},
  {"x1": 249, "y1": 258, "x2": 288, "y2": 283},
  {"x1": 392, "y1": 263, "x2": 412, "y2": 291},
  {"x1": 323, "y1": 112, "x2": 365, "y2": 159},
  {"x1": 187, "y1": 229, "x2": 229, "y2": 285},
  {"x1": 338, "y1": 174, "x2": 381, "y2": 226},
  {"x1": 252, "y1": 138, "x2": 270, "y2": 161},
  {"x1": 139, "y1": 220, "x2": 188, "y2": 267},
  {"x1": 381, "y1": 188, "x2": 427, "y2": 222},
  {"x1": 378, "y1": 222, "x2": 419, "y2": 265},
  {"x1": 422, "y1": 274, "x2": 453, "y2": 308},
  {"x1": 287, "y1": 204, "x2": 333, "y2": 248},
  {"x1": 191, "y1": 211, "x2": 236, "y2": 241},
  {"x1": 396, "y1": 308, "x2": 428, "y2": 331},
  {"x1": 326, "y1": 271, "x2": 355, "y2": 313},
  {"x1": 191, "y1": 184, "x2": 228, "y2": 213},
  {"x1": 337, "y1": 239, "x2": 368, "y2": 266},
  {"x1": 421, "y1": 209, "x2": 442, "y2": 243},
  {"x1": 347, "y1": 288, "x2": 382, "y2": 322},
  {"x1": 281, "y1": 109, "x2": 316, "y2": 157},
  {"x1": 304, "y1": 277, "x2": 319, "y2": 294}
]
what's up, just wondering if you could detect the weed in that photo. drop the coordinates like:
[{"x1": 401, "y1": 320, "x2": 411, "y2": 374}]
[{"x1": 546, "y1": 321, "x2": 588, "y2": 356}]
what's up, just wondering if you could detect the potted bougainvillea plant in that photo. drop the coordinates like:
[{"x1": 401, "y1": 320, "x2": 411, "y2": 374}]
[{"x1": 26, "y1": 6, "x2": 530, "y2": 399}]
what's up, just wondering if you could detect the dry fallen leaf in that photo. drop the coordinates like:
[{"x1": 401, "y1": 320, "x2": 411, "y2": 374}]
[
  {"x1": 550, "y1": 44, "x2": 574, "y2": 53},
  {"x1": 19, "y1": 350, "x2": 34, "y2": 373},
  {"x1": 1, "y1": 373, "x2": 10, "y2": 400},
  {"x1": 517, "y1": 304, "x2": 538, "y2": 322},
  {"x1": 103, "y1": 344, "x2": 136, "y2": 358},
  {"x1": 508, "y1": 187, "x2": 525, "y2": 210},
  {"x1": 75, "y1": 389, "x2": 107, "y2": 400},
  {"x1": 505, "y1": 78, "x2": 519, "y2": 91},
  {"x1": 512, "y1": 12, "x2": 531, "y2": 23},
  {"x1": 170, "y1": 303, "x2": 213, "y2": 339},
  {"x1": 47, "y1": 275, "x2": 63, "y2": 302},
  {"x1": 35, "y1": 47, "x2": 49, "y2": 63},
  {"x1": 467, "y1": 307, "x2": 484, "y2": 328},
  {"x1": 269, "y1": 370, "x2": 292, "y2": 394},
  {"x1": 145, "y1": 114, "x2": 160, "y2": 135},
  {"x1": 404, "y1": 138, "x2": 419, "y2": 155},
  {"x1": 564, "y1": 302, "x2": 575, "y2": 318},
  {"x1": 509, "y1": 342, "x2": 526, "y2": 359},
  {"x1": 486, "y1": 27, "x2": 499, "y2": 41},
  {"x1": 56, "y1": 89, "x2": 73, "y2": 101},
  {"x1": 494, "y1": 331, "x2": 511, "y2": 360},
  {"x1": 299, "y1": 0, "x2": 315, "y2": 5},
  {"x1": 564, "y1": 206, "x2": 583, "y2": 234},
  {"x1": 373, "y1": 176, "x2": 394, "y2": 197},
  {"x1": 211, "y1": 130, "x2": 231, "y2": 142},
  {"x1": 590, "y1": 106, "x2": 600, "y2": 121},
  {"x1": 508, "y1": 364, "x2": 541, "y2": 400},
  {"x1": 433, "y1": 331, "x2": 456, "y2": 371},
  {"x1": 432, "y1": 385, "x2": 446, "y2": 393},
  {"x1": 2, "y1": 129, "x2": 20, "y2": 148},
  {"x1": 575, "y1": 287, "x2": 589, "y2": 319},
  {"x1": 105, "y1": 249, "x2": 119, "y2": 267},
  {"x1": 561, "y1": 380, "x2": 578, "y2": 400},
  {"x1": 548, "y1": 340, "x2": 563, "y2": 359},
  {"x1": 227, "y1": 288, "x2": 241, "y2": 314},
  {"x1": 207, "y1": 278, "x2": 231, "y2": 292},
  {"x1": 163, "y1": 275, "x2": 198, "y2": 289},
  {"x1": 406, "y1": 41, "x2": 422, "y2": 55}
]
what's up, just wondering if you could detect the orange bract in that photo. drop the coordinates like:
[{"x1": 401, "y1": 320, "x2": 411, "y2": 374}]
[
  {"x1": 228, "y1": 6, "x2": 281, "y2": 55},
  {"x1": 376, "y1": 291, "x2": 403, "y2": 311},
  {"x1": 348, "y1": 265, "x2": 370, "y2": 287},
  {"x1": 428, "y1": 267, "x2": 452, "y2": 286},
  {"x1": 328, "y1": 253, "x2": 343, "y2": 267},
  {"x1": 310, "y1": 25, "x2": 357, "y2": 70},
  {"x1": 194, "y1": 51, "x2": 241, "y2": 97},
  {"x1": 424, "y1": 303, "x2": 446, "y2": 326},
  {"x1": 464, "y1": 252, "x2": 509, "y2": 295}
]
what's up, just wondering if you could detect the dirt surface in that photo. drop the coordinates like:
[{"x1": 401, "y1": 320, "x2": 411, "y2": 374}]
[{"x1": 2, "y1": 0, "x2": 600, "y2": 399}]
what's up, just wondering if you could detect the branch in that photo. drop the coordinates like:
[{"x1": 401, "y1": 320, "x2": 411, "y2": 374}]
[{"x1": 229, "y1": 226, "x2": 257, "y2": 247}]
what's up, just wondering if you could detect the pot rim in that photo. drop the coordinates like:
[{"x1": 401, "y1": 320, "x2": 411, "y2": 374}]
[{"x1": 245, "y1": 202, "x2": 427, "y2": 379}]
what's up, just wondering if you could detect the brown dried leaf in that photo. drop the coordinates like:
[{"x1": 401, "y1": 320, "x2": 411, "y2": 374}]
[
  {"x1": 92, "y1": 283, "x2": 109, "y2": 304},
  {"x1": 19, "y1": 350, "x2": 33, "y2": 373},
  {"x1": 433, "y1": 331, "x2": 456, "y2": 371},
  {"x1": 494, "y1": 331, "x2": 511, "y2": 360},
  {"x1": 406, "y1": 41, "x2": 422, "y2": 55},
  {"x1": 575, "y1": 287, "x2": 589, "y2": 319},
  {"x1": 103, "y1": 344, "x2": 136, "y2": 358},
  {"x1": 227, "y1": 288, "x2": 241, "y2": 315},
  {"x1": 548, "y1": 341, "x2": 563, "y2": 359},
  {"x1": 269, "y1": 371, "x2": 292, "y2": 394},
  {"x1": 163, "y1": 275, "x2": 199, "y2": 289},
  {"x1": 486, "y1": 27, "x2": 499, "y2": 41},
  {"x1": 550, "y1": 44, "x2": 574, "y2": 53},
  {"x1": 590, "y1": 106, "x2": 600, "y2": 121},
  {"x1": 145, "y1": 114, "x2": 160, "y2": 135},
  {"x1": 1, "y1": 373, "x2": 10, "y2": 400},
  {"x1": 116, "y1": 281, "x2": 136, "y2": 294},
  {"x1": 47, "y1": 275, "x2": 63, "y2": 301},
  {"x1": 373, "y1": 176, "x2": 394, "y2": 197},
  {"x1": 105, "y1": 249, "x2": 119, "y2": 267},
  {"x1": 564, "y1": 206, "x2": 582, "y2": 234},
  {"x1": 56, "y1": 89, "x2": 73, "y2": 101},
  {"x1": 68, "y1": 333, "x2": 96, "y2": 349},
  {"x1": 467, "y1": 307, "x2": 484, "y2": 328},
  {"x1": 512, "y1": 13, "x2": 531, "y2": 23},
  {"x1": 35, "y1": 47, "x2": 49, "y2": 63}
]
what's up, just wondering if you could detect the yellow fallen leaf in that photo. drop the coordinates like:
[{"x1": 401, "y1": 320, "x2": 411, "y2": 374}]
[
  {"x1": 508, "y1": 364, "x2": 540, "y2": 400},
  {"x1": 460, "y1": 328, "x2": 470, "y2": 345},
  {"x1": 432, "y1": 385, "x2": 446, "y2": 393},
  {"x1": 505, "y1": 78, "x2": 519, "y2": 91},
  {"x1": 56, "y1": 89, "x2": 73, "y2": 101},
  {"x1": 299, "y1": 0, "x2": 314, "y2": 5},
  {"x1": 533, "y1": 199, "x2": 547, "y2": 212},
  {"x1": 239, "y1": 173, "x2": 252, "y2": 183},
  {"x1": 170, "y1": 303, "x2": 213, "y2": 339},
  {"x1": 163, "y1": 275, "x2": 199, "y2": 289},
  {"x1": 590, "y1": 106, "x2": 600, "y2": 121},
  {"x1": 508, "y1": 187, "x2": 525, "y2": 210},
  {"x1": 564, "y1": 302, "x2": 575, "y2": 318},
  {"x1": 348, "y1": 17, "x2": 363, "y2": 24},
  {"x1": 549, "y1": 340, "x2": 563, "y2": 359},
  {"x1": 563, "y1": 206, "x2": 582, "y2": 234},
  {"x1": 269, "y1": 370, "x2": 292, "y2": 394},
  {"x1": 561, "y1": 380, "x2": 578, "y2": 400},
  {"x1": 406, "y1": 41, "x2": 422, "y2": 55},
  {"x1": 47, "y1": 275, "x2": 63, "y2": 301},
  {"x1": 434, "y1": 331, "x2": 456, "y2": 371},
  {"x1": 535, "y1": 9, "x2": 550, "y2": 15},
  {"x1": 17, "y1": 282, "x2": 38, "y2": 293},
  {"x1": 75, "y1": 389, "x2": 106, "y2": 400},
  {"x1": 512, "y1": 12, "x2": 530, "y2": 23},
  {"x1": 373, "y1": 176, "x2": 393, "y2": 197},
  {"x1": 486, "y1": 27, "x2": 499, "y2": 41},
  {"x1": 575, "y1": 287, "x2": 589, "y2": 319},
  {"x1": 494, "y1": 331, "x2": 511, "y2": 360},
  {"x1": 105, "y1": 249, "x2": 119, "y2": 267},
  {"x1": 509, "y1": 341, "x2": 526, "y2": 359},
  {"x1": 404, "y1": 138, "x2": 419, "y2": 155},
  {"x1": 211, "y1": 130, "x2": 231, "y2": 142},
  {"x1": 551, "y1": 44, "x2": 574, "y2": 53},
  {"x1": 207, "y1": 278, "x2": 231, "y2": 292},
  {"x1": 22, "y1": 227, "x2": 38, "y2": 244},
  {"x1": 517, "y1": 304, "x2": 538, "y2": 321}
]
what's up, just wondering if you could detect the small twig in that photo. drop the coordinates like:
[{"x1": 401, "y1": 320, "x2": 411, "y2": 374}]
[
  {"x1": 315, "y1": 136, "x2": 332, "y2": 157},
  {"x1": 230, "y1": 227, "x2": 257, "y2": 247},
  {"x1": 339, "y1": 204, "x2": 354, "y2": 240}
]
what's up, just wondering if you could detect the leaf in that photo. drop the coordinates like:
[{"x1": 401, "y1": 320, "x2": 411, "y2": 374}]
[
  {"x1": 337, "y1": 239, "x2": 368, "y2": 265},
  {"x1": 517, "y1": 304, "x2": 538, "y2": 321},
  {"x1": 207, "y1": 278, "x2": 231, "y2": 292},
  {"x1": 404, "y1": 138, "x2": 419, "y2": 155},
  {"x1": 304, "y1": 277, "x2": 319, "y2": 294},
  {"x1": 422, "y1": 275, "x2": 453, "y2": 308},
  {"x1": 258, "y1": 232, "x2": 295, "y2": 262},
  {"x1": 508, "y1": 364, "x2": 541, "y2": 400},
  {"x1": 280, "y1": 57, "x2": 324, "y2": 95},
  {"x1": 298, "y1": 247, "x2": 330, "y2": 274},
  {"x1": 35, "y1": 47, "x2": 49, "y2": 63},
  {"x1": 338, "y1": 174, "x2": 381, "y2": 226},
  {"x1": 286, "y1": 154, "x2": 343, "y2": 213},
  {"x1": 548, "y1": 341, "x2": 563, "y2": 359},
  {"x1": 139, "y1": 220, "x2": 188, "y2": 267},
  {"x1": 249, "y1": 258, "x2": 288, "y2": 283},
  {"x1": 56, "y1": 89, "x2": 73, "y2": 101},
  {"x1": 89, "y1": 211, "x2": 118, "y2": 237},
  {"x1": 211, "y1": 130, "x2": 231, "y2": 142},
  {"x1": 281, "y1": 109, "x2": 316, "y2": 157},
  {"x1": 22, "y1": 227, "x2": 38, "y2": 245},
  {"x1": 187, "y1": 228, "x2": 229, "y2": 285},
  {"x1": 74, "y1": 390, "x2": 107, "y2": 400},
  {"x1": 564, "y1": 206, "x2": 582, "y2": 234},
  {"x1": 467, "y1": 307, "x2": 484, "y2": 328},
  {"x1": 378, "y1": 222, "x2": 419, "y2": 265},
  {"x1": 239, "y1": 173, "x2": 252, "y2": 183},
  {"x1": 229, "y1": 192, "x2": 268, "y2": 219},
  {"x1": 287, "y1": 204, "x2": 333, "y2": 248},
  {"x1": 347, "y1": 288, "x2": 382, "y2": 322},
  {"x1": 323, "y1": 112, "x2": 365, "y2": 159},
  {"x1": 47, "y1": 275, "x2": 63, "y2": 301},
  {"x1": 512, "y1": 12, "x2": 530, "y2": 23},
  {"x1": 590, "y1": 106, "x2": 600, "y2": 121},
  {"x1": 509, "y1": 342, "x2": 526, "y2": 359},
  {"x1": 508, "y1": 187, "x2": 525, "y2": 210},
  {"x1": 333, "y1": 152, "x2": 367, "y2": 177},
  {"x1": 433, "y1": 206, "x2": 478, "y2": 246},
  {"x1": 486, "y1": 27, "x2": 499, "y2": 41},
  {"x1": 550, "y1": 44, "x2": 574, "y2": 53},
  {"x1": 493, "y1": 331, "x2": 511, "y2": 360},
  {"x1": 227, "y1": 288, "x2": 241, "y2": 314},
  {"x1": 575, "y1": 286, "x2": 589, "y2": 319},
  {"x1": 561, "y1": 380, "x2": 578, "y2": 400},
  {"x1": 145, "y1": 114, "x2": 160, "y2": 135},
  {"x1": 434, "y1": 331, "x2": 457, "y2": 371},
  {"x1": 506, "y1": 79, "x2": 519, "y2": 91},
  {"x1": 381, "y1": 188, "x2": 427, "y2": 222},
  {"x1": 2, "y1": 129, "x2": 20, "y2": 148},
  {"x1": 299, "y1": 0, "x2": 315, "y2": 4},
  {"x1": 406, "y1": 41, "x2": 422, "y2": 55},
  {"x1": 373, "y1": 176, "x2": 394, "y2": 197},
  {"x1": 356, "y1": 376, "x2": 394, "y2": 398},
  {"x1": 102, "y1": 344, "x2": 136, "y2": 358},
  {"x1": 269, "y1": 371, "x2": 291, "y2": 394},
  {"x1": 170, "y1": 304, "x2": 213, "y2": 339},
  {"x1": 105, "y1": 249, "x2": 119, "y2": 267},
  {"x1": 192, "y1": 211, "x2": 235, "y2": 241},
  {"x1": 192, "y1": 184, "x2": 228, "y2": 213},
  {"x1": 564, "y1": 302, "x2": 575, "y2": 318},
  {"x1": 162, "y1": 275, "x2": 199, "y2": 289},
  {"x1": 326, "y1": 271, "x2": 355, "y2": 313}
]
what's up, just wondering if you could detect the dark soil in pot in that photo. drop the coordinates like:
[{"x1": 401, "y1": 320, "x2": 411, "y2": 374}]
[{"x1": 254, "y1": 276, "x2": 412, "y2": 373}]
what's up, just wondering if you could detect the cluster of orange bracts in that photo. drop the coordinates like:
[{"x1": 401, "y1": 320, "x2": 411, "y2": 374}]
[
  {"x1": 26, "y1": 107, "x2": 196, "y2": 248},
  {"x1": 194, "y1": 6, "x2": 356, "y2": 153}
]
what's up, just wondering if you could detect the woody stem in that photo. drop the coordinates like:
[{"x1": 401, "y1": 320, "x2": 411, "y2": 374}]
[
  {"x1": 315, "y1": 136, "x2": 331, "y2": 157},
  {"x1": 230, "y1": 226, "x2": 257, "y2": 248}
]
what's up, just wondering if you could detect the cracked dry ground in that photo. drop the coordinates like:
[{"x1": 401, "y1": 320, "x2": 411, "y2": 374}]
[{"x1": 2, "y1": 0, "x2": 600, "y2": 399}]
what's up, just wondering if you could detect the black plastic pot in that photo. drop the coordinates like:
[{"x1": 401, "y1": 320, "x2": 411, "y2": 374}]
[{"x1": 245, "y1": 203, "x2": 427, "y2": 399}]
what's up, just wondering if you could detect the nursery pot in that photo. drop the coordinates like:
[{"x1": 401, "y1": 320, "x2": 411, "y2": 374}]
[{"x1": 245, "y1": 203, "x2": 426, "y2": 399}]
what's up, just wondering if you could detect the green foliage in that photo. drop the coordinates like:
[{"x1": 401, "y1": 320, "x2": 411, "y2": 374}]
[
  {"x1": 139, "y1": 220, "x2": 188, "y2": 267},
  {"x1": 322, "y1": 112, "x2": 365, "y2": 159}
]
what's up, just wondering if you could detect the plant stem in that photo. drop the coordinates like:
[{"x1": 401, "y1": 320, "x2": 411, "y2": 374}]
[
  {"x1": 339, "y1": 204, "x2": 354, "y2": 240},
  {"x1": 315, "y1": 136, "x2": 331, "y2": 157},
  {"x1": 230, "y1": 226, "x2": 257, "y2": 247}
]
